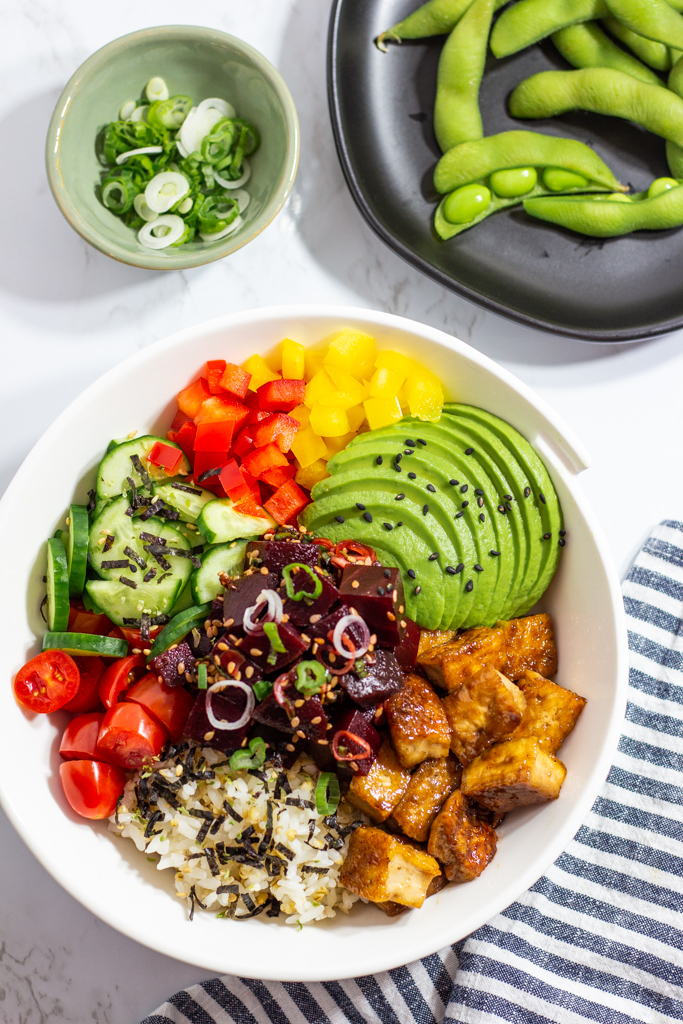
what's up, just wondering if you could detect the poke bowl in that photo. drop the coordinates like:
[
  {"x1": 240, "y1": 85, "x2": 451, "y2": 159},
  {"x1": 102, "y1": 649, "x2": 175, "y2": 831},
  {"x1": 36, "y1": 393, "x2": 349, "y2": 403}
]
[{"x1": 0, "y1": 306, "x2": 628, "y2": 980}]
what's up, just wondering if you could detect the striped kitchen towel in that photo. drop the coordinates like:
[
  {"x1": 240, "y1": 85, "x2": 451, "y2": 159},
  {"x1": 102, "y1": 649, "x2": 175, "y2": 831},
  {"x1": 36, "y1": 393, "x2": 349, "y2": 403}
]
[{"x1": 141, "y1": 521, "x2": 683, "y2": 1024}]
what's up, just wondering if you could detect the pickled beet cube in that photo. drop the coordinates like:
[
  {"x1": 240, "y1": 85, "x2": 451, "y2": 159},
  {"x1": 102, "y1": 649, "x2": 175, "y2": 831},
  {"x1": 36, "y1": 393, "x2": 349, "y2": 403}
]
[
  {"x1": 240, "y1": 621, "x2": 309, "y2": 673},
  {"x1": 338, "y1": 565, "x2": 406, "y2": 647},
  {"x1": 251, "y1": 693, "x2": 293, "y2": 734},
  {"x1": 281, "y1": 570, "x2": 339, "y2": 627},
  {"x1": 223, "y1": 571, "x2": 279, "y2": 629},
  {"x1": 292, "y1": 695, "x2": 329, "y2": 742},
  {"x1": 394, "y1": 616, "x2": 420, "y2": 672},
  {"x1": 215, "y1": 646, "x2": 246, "y2": 677},
  {"x1": 187, "y1": 631, "x2": 213, "y2": 659},
  {"x1": 339, "y1": 649, "x2": 404, "y2": 709},
  {"x1": 245, "y1": 540, "x2": 320, "y2": 576},
  {"x1": 330, "y1": 708, "x2": 380, "y2": 776},
  {"x1": 307, "y1": 605, "x2": 367, "y2": 649},
  {"x1": 152, "y1": 642, "x2": 195, "y2": 687},
  {"x1": 184, "y1": 690, "x2": 249, "y2": 752}
]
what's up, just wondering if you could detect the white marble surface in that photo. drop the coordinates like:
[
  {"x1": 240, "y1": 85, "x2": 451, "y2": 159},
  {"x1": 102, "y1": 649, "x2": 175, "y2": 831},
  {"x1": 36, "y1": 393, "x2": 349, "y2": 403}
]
[{"x1": 1, "y1": 1, "x2": 682, "y2": 1020}]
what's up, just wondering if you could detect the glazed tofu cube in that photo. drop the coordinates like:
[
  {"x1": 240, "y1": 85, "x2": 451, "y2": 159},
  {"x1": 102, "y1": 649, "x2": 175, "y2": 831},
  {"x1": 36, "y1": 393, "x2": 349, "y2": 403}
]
[
  {"x1": 417, "y1": 625, "x2": 507, "y2": 693},
  {"x1": 417, "y1": 629, "x2": 458, "y2": 657},
  {"x1": 511, "y1": 670, "x2": 586, "y2": 754},
  {"x1": 461, "y1": 737, "x2": 567, "y2": 814},
  {"x1": 386, "y1": 674, "x2": 452, "y2": 768},
  {"x1": 375, "y1": 870, "x2": 448, "y2": 917},
  {"x1": 503, "y1": 614, "x2": 557, "y2": 680},
  {"x1": 346, "y1": 740, "x2": 410, "y2": 821},
  {"x1": 428, "y1": 790, "x2": 498, "y2": 883},
  {"x1": 340, "y1": 826, "x2": 441, "y2": 908},
  {"x1": 442, "y1": 664, "x2": 527, "y2": 766},
  {"x1": 391, "y1": 756, "x2": 462, "y2": 841}
]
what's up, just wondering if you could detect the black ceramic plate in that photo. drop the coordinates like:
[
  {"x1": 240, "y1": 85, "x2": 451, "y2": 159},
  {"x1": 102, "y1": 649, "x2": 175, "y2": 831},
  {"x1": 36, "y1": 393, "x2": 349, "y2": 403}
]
[{"x1": 328, "y1": 0, "x2": 683, "y2": 341}]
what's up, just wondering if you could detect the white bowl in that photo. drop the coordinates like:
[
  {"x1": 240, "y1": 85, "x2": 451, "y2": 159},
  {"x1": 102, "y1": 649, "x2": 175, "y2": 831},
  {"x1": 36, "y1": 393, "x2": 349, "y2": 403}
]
[{"x1": 0, "y1": 306, "x2": 628, "y2": 980}]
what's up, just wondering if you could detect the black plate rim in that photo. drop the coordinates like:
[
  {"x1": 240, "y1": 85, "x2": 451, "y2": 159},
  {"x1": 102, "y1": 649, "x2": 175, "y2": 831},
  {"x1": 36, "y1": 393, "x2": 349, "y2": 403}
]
[{"x1": 326, "y1": 0, "x2": 682, "y2": 344}]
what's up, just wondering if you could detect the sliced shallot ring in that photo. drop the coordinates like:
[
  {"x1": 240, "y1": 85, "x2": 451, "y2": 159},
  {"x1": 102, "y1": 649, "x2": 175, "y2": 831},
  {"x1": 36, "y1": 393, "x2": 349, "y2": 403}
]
[
  {"x1": 243, "y1": 589, "x2": 283, "y2": 635},
  {"x1": 273, "y1": 673, "x2": 294, "y2": 713},
  {"x1": 205, "y1": 679, "x2": 255, "y2": 731},
  {"x1": 214, "y1": 159, "x2": 251, "y2": 190},
  {"x1": 314, "y1": 645, "x2": 354, "y2": 676},
  {"x1": 331, "y1": 730, "x2": 372, "y2": 762},
  {"x1": 145, "y1": 171, "x2": 190, "y2": 213},
  {"x1": 197, "y1": 96, "x2": 236, "y2": 119},
  {"x1": 138, "y1": 214, "x2": 185, "y2": 250},
  {"x1": 116, "y1": 146, "x2": 163, "y2": 165},
  {"x1": 199, "y1": 215, "x2": 243, "y2": 242},
  {"x1": 333, "y1": 614, "x2": 370, "y2": 659}
]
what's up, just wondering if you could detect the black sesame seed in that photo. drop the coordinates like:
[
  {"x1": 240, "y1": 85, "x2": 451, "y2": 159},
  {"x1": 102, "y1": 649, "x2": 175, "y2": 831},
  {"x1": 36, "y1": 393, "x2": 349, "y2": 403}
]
[
  {"x1": 455, "y1": 563, "x2": 464, "y2": 573},
  {"x1": 394, "y1": 464, "x2": 402, "y2": 472},
  {"x1": 408, "y1": 472, "x2": 416, "y2": 480},
  {"x1": 455, "y1": 511, "x2": 464, "y2": 518},
  {"x1": 356, "y1": 502, "x2": 366, "y2": 511},
  {"x1": 384, "y1": 568, "x2": 392, "y2": 578},
  {"x1": 377, "y1": 586, "x2": 385, "y2": 596},
  {"x1": 395, "y1": 493, "x2": 405, "y2": 501},
  {"x1": 376, "y1": 456, "x2": 383, "y2": 466},
  {"x1": 474, "y1": 488, "x2": 484, "y2": 496},
  {"x1": 407, "y1": 569, "x2": 416, "y2": 579},
  {"x1": 450, "y1": 479, "x2": 459, "y2": 486},
  {"x1": 479, "y1": 513, "x2": 485, "y2": 523},
  {"x1": 335, "y1": 516, "x2": 345, "y2": 523},
  {"x1": 396, "y1": 521, "x2": 403, "y2": 527},
  {"x1": 524, "y1": 486, "x2": 531, "y2": 497},
  {"x1": 478, "y1": 496, "x2": 484, "y2": 507},
  {"x1": 461, "y1": 501, "x2": 469, "y2": 508},
  {"x1": 423, "y1": 505, "x2": 429, "y2": 516},
  {"x1": 543, "y1": 532, "x2": 551, "y2": 540},
  {"x1": 405, "y1": 439, "x2": 416, "y2": 447},
  {"x1": 559, "y1": 529, "x2": 566, "y2": 537},
  {"x1": 464, "y1": 447, "x2": 474, "y2": 455},
  {"x1": 404, "y1": 449, "x2": 413, "y2": 456},
  {"x1": 498, "y1": 505, "x2": 507, "y2": 514},
  {"x1": 414, "y1": 585, "x2": 422, "y2": 594},
  {"x1": 395, "y1": 453, "x2": 402, "y2": 463},
  {"x1": 383, "y1": 522, "x2": 393, "y2": 531},
  {"x1": 505, "y1": 501, "x2": 512, "y2": 511},
  {"x1": 474, "y1": 564, "x2": 483, "y2": 572},
  {"x1": 417, "y1": 438, "x2": 427, "y2": 446},
  {"x1": 504, "y1": 494, "x2": 513, "y2": 501},
  {"x1": 363, "y1": 512, "x2": 373, "y2": 523},
  {"x1": 428, "y1": 552, "x2": 439, "y2": 561},
  {"x1": 490, "y1": 550, "x2": 500, "y2": 557},
  {"x1": 465, "y1": 580, "x2": 473, "y2": 592},
  {"x1": 426, "y1": 484, "x2": 436, "y2": 493},
  {"x1": 559, "y1": 538, "x2": 566, "y2": 547},
  {"x1": 539, "y1": 492, "x2": 546, "y2": 504},
  {"x1": 445, "y1": 566, "x2": 457, "y2": 575},
  {"x1": 460, "y1": 484, "x2": 468, "y2": 493}
]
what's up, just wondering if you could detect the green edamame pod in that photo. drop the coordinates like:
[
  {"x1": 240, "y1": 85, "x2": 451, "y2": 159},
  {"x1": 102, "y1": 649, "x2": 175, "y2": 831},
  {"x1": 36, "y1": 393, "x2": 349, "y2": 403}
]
[
  {"x1": 552, "y1": 22, "x2": 663, "y2": 85},
  {"x1": 434, "y1": 0, "x2": 494, "y2": 151},
  {"x1": 490, "y1": 0, "x2": 608, "y2": 58},
  {"x1": 602, "y1": 16, "x2": 671, "y2": 69},
  {"x1": 523, "y1": 182, "x2": 683, "y2": 234},
  {"x1": 510, "y1": 68, "x2": 683, "y2": 147},
  {"x1": 666, "y1": 140, "x2": 683, "y2": 175},
  {"x1": 604, "y1": 0, "x2": 683, "y2": 50},
  {"x1": 669, "y1": 51, "x2": 683, "y2": 90},
  {"x1": 434, "y1": 130, "x2": 626, "y2": 193},
  {"x1": 376, "y1": 0, "x2": 475, "y2": 48}
]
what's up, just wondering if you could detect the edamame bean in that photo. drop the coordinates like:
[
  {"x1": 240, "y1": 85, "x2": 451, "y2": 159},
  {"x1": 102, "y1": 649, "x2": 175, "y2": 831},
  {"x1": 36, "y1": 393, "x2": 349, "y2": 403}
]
[
  {"x1": 602, "y1": 16, "x2": 671, "y2": 69},
  {"x1": 489, "y1": 166, "x2": 538, "y2": 196},
  {"x1": 376, "y1": 0, "x2": 508, "y2": 47},
  {"x1": 604, "y1": 0, "x2": 683, "y2": 50},
  {"x1": 648, "y1": 175, "x2": 679, "y2": 195},
  {"x1": 523, "y1": 182, "x2": 683, "y2": 234},
  {"x1": 442, "y1": 184, "x2": 491, "y2": 222},
  {"x1": 552, "y1": 22, "x2": 663, "y2": 85},
  {"x1": 490, "y1": 0, "x2": 608, "y2": 58},
  {"x1": 591, "y1": 191, "x2": 633, "y2": 199},
  {"x1": 543, "y1": 167, "x2": 590, "y2": 190},
  {"x1": 434, "y1": 0, "x2": 494, "y2": 151},
  {"x1": 510, "y1": 68, "x2": 683, "y2": 147}
]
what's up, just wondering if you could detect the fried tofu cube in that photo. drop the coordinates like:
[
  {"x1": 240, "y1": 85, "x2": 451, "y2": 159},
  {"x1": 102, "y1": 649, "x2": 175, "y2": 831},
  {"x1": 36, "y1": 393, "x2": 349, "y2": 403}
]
[
  {"x1": 385, "y1": 673, "x2": 452, "y2": 768},
  {"x1": 428, "y1": 790, "x2": 497, "y2": 883},
  {"x1": 417, "y1": 625, "x2": 507, "y2": 693},
  {"x1": 340, "y1": 826, "x2": 441, "y2": 908},
  {"x1": 503, "y1": 614, "x2": 557, "y2": 680},
  {"x1": 391, "y1": 756, "x2": 461, "y2": 841},
  {"x1": 441, "y1": 664, "x2": 527, "y2": 766},
  {"x1": 346, "y1": 740, "x2": 410, "y2": 821},
  {"x1": 375, "y1": 869, "x2": 449, "y2": 916},
  {"x1": 461, "y1": 737, "x2": 567, "y2": 814},
  {"x1": 417, "y1": 629, "x2": 458, "y2": 656},
  {"x1": 511, "y1": 670, "x2": 586, "y2": 754}
]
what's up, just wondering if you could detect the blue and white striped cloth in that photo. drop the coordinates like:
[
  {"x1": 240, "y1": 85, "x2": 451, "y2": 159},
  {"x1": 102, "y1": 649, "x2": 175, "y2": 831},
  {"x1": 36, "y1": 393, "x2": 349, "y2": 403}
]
[{"x1": 141, "y1": 521, "x2": 683, "y2": 1024}]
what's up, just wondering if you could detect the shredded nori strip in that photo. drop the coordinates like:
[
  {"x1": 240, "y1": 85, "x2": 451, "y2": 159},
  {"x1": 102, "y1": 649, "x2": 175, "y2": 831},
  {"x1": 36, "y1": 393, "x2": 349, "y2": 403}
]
[
  {"x1": 138, "y1": 498, "x2": 164, "y2": 522},
  {"x1": 189, "y1": 885, "x2": 207, "y2": 921},
  {"x1": 124, "y1": 545, "x2": 147, "y2": 569},
  {"x1": 265, "y1": 856, "x2": 283, "y2": 877},
  {"x1": 301, "y1": 865, "x2": 329, "y2": 874},
  {"x1": 155, "y1": 546, "x2": 201, "y2": 568},
  {"x1": 222, "y1": 800, "x2": 244, "y2": 823},
  {"x1": 237, "y1": 897, "x2": 269, "y2": 919},
  {"x1": 197, "y1": 466, "x2": 223, "y2": 482},
  {"x1": 101, "y1": 559, "x2": 130, "y2": 569},
  {"x1": 154, "y1": 506, "x2": 181, "y2": 521},
  {"x1": 307, "y1": 820, "x2": 316, "y2": 843},
  {"x1": 86, "y1": 489, "x2": 96, "y2": 514},
  {"x1": 142, "y1": 568, "x2": 157, "y2": 583},
  {"x1": 249, "y1": 768, "x2": 268, "y2": 782},
  {"x1": 205, "y1": 847, "x2": 220, "y2": 877},
  {"x1": 125, "y1": 476, "x2": 139, "y2": 517},
  {"x1": 196, "y1": 820, "x2": 211, "y2": 844},
  {"x1": 274, "y1": 842, "x2": 295, "y2": 861},
  {"x1": 324, "y1": 833, "x2": 345, "y2": 851},
  {"x1": 274, "y1": 772, "x2": 291, "y2": 798},
  {"x1": 216, "y1": 884, "x2": 240, "y2": 895},
  {"x1": 210, "y1": 814, "x2": 226, "y2": 835},
  {"x1": 188, "y1": 808, "x2": 214, "y2": 820},
  {"x1": 266, "y1": 898, "x2": 281, "y2": 917},
  {"x1": 140, "y1": 531, "x2": 166, "y2": 544},
  {"x1": 258, "y1": 802, "x2": 275, "y2": 856},
  {"x1": 241, "y1": 893, "x2": 256, "y2": 913},
  {"x1": 102, "y1": 534, "x2": 114, "y2": 553},
  {"x1": 140, "y1": 612, "x2": 151, "y2": 644},
  {"x1": 40, "y1": 594, "x2": 48, "y2": 623},
  {"x1": 119, "y1": 575, "x2": 137, "y2": 589},
  {"x1": 285, "y1": 797, "x2": 315, "y2": 809},
  {"x1": 172, "y1": 482, "x2": 203, "y2": 495},
  {"x1": 144, "y1": 810, "x2": 163, "y2": 838},
  {"x1": 130, "y1": 453, "x2": 152, "y2": 490}
]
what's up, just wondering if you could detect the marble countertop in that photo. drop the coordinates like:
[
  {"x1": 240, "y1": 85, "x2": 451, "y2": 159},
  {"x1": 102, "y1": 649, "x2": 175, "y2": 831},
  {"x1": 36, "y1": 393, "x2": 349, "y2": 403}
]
[{"x1": 2, "y1": 1, "x2": 682, "y2": 1020}]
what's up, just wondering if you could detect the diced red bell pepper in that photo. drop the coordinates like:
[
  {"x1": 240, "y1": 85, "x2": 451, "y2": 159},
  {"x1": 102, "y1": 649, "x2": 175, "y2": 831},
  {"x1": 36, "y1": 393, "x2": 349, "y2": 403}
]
[
  {"x1": 218, "y1": 459, "x2": 244, "y2": 494},
  {"x1": 241, "y1": 442, "x2": 290, "y2": 480},
  {"x1": 177, "y1": 377, "x2": 211, "y2": 418},
  {"x1": 194, "y1": 420, "x2": 234, "y2": 452},
  {"x1": 233, "y1": 426, "x2": 256, "y2": 459},
  {"x1": 170, "y1": 409, "x2": 192, "y2": 432},
  {"x1": 193, "y1": 450, "x2": 227, "y2": 486},
  {"x1": 170, "y1": 420, "x2": 197, "y2": 460},
  {"x1": 245, "y1": 407, "x2": 273, "y2": 427},
  {"x1": 227, "y1": 468, "x2": 261, "y2": 505},
  {"x1": 147, "y1": 441, "x2": 184, "y2": 474},
  {"x1": 219, "y1": 362, "x2": 252, "y2": 400},
  {"x1": 194, "y1": 396, "x2": 249, "y2": 432},
  {"x1": 233, "y1": 496, "x2": 269, "y2": 520},
  {"x1": 252, "y1": 413, "x2": 300, "y2": 454},
  {"x1": 257, "y1": 378, "x2": 306, "y2": 413},
  {"x1": 264, "y1": 480, "x2": 309, "y2": 525},
  {"x1": 205, "y1": 359, "x2": 227, "y2": 394},
  {"x1": 259, "y1": 464, "x2": 297, "y2": 489}
]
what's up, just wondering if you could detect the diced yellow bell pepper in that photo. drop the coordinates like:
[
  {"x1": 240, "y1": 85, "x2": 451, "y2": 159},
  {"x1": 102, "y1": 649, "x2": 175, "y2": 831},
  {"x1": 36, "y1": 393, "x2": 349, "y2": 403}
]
[
  {"x1": 374, "y1": 350, "x2": 411, "y2": 377},
  {"x1": 304, "y1": 369, "x2": 337, "y2": 409},
  {"x1": 324, "y1": 329, "x2": 375, "y2": 380},
  {"x1": 363, "y1": 395, "x2": 402, "y2": 431},
  {"x1": 291, "y1": 427, "x2": 329, "y2": 468},
  {"x1": 320, "y1": 366, "x2": 368, "y2": 410},
  {"x1": 295, "y1": 459, "x2": 329, "y2": 491},
  {"x1": 324, "y1": 431, "x2": 357, "y2": 457},
  {"x1": 305, "y1": 346, "x2": 326, "y2": 381},
  {"x1": 309, "y1": 403, "x2": 350, "y2": 437},
  {"x1": 368, "y1": 365, "x2": 406, "y2": 398},
  {"x1": 346, "y1": 405, "x2": 366, "y2": 432},
  {"x1": 404, "y1": 362, "x2": 444, "y2": 421},
  {"x1": 290, "y1": 403, "x2": 311, "y2": 428},
  {"x1": 281, "y1": 338, "x2": 305, "y2": 380},
  {"x1": 397, "y1": 384, "x2": 409, "y2": 411},
  {"x1": 242, "y1": 354, "x2": 280, "y2": 391}
]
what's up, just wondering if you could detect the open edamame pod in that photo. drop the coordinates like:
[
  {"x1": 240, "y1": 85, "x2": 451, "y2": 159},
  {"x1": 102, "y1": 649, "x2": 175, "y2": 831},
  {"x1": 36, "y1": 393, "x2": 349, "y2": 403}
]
[
  {"x1": 665, "y1": 55, "x2": 683, "y2": 174},
  {"x1": 602, "y1": 16, "x2": 672, "y2": 68},
  {"x1": 490, "y1": 0, "x2": 608, "y2": 57},
  {"x1": 552, "y1": 22, "x2": 663, "y2": 84},
  {"x1": 434, "y1": 0, "x2": 494, "y2": 151},
  {"x1": 510, "y1": 67, "x2": 683, "y2": 147},
  {"x1": 604, "y1": 0, "x2": 683, "y2": 49},
  {"x1": 523, "y1": 182, "x2": 683, "y2": 234}
]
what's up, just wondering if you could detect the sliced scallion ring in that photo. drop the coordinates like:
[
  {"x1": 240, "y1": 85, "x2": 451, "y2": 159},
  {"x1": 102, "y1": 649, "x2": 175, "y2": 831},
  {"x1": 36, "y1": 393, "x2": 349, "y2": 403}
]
[
  {"x1": 102, "y1": 177, "x2": 135, "y2": 214},
  {"x1": 197, "y1": 97, "x2": 236, "y2": 120},
  {"x1": 231, "y1": 188, "x2": 251, "y2": 214},
  {"x1": 119, "y1": 100, "x2": 136, "y2": 120},
  {"x1": 146, "y1": 77, "x2": 169, "y2": 102},
  {"x1": 145, "y1": 171, "x2": 190, "y2": 213},
  {"x1": 133, "y1": 193, "x2": 159, "y2": 222},
  {"x1": 199, "y1": 215, "x2": 243, "y2": 242},
  {"x1": 116, "y1": 145, "x2": 163, "y2": 166},
  {"x1": 130, "y1": 105, "x2": 149, "y2": 122},
  {"x1": 215, "y1": 159, "x2": 251, "y2": 190},
  {"x1": 177, "y1": 196, "x2": 193, "y2": 215},
  {"x1": 314, "y1": 773, "x2": 340, "y2": 815},
  {"x1": 138, "y1": 214, "x2": 185, "y2": 249}
]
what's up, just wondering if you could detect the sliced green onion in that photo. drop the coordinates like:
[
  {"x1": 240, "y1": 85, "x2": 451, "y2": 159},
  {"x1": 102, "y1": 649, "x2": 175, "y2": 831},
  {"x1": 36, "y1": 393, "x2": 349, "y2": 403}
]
[
  {"x1": 133, "y1": 193, "x2": 158, "y2": 222},
  {"x1": 282, "y1": 563, "x2": 323, "y2": 602},
  {"x1": 146, "y1": 77, "x2": 169, "y2": 103},
  {"x1": 138, "y1": 214, "x2": 185, "y2": 249},
  {"x1": 295, "y1": 660, "x2": 328, "y2": 695},
  {"x1": 197, "y1": 97, "x2": 236, "y2": 119},
  {"x1": 315, "y1": 773, "x2": 340, "y2": 815},
  {"x1": 215, "y1": 159, "x2": 251, "y2": 190},
  {"x1": 177, "y1": 196, "x2": 193, "y2": 215},
  {"x1": 149, "y1": 95, "x2": 191, "y2": 129},
  {"x1": 253, "y1": 679, "x2": 273, "y2": 702},
  {"x1": 264, "y1": 622, "x2": 286, "y2": 654},
  {"x1": 231, "y1": 189, "x2": 251, "y2": 214},
  {"x1": 130, "y1": 105, "x2": 149, "y2": 122},
  {"x1": 229, "y1": 736, "x2": 267, "y2": 771},
  {"x1": 120, "y1": 100, "x2": 136, "y2": 120},
  {"x1": 102, "y1": 176, "x2": 136, "y2": 214},
  {"x1": 145, "y1": 171, "x2": 190, "y2": 213},
  {"x1": 197, "y1": 663, "x2": 208, "y2": 690},
  {"x1": 115, "y1": 145, "x2": 163, "y2": 166}
]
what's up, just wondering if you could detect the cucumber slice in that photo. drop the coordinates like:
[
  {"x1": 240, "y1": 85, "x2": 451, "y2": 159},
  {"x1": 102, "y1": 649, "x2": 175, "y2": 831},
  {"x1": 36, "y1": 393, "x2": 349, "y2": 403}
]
[
  {"x1": 147, "y1": 602, "x2": 212, "y2": 661},
  {"x1": 85, "y1": 575, "x2": 183, "y2": 626},
  {"x1": 170, "y1": 578, "x2": 197, "y2": 614},
  {"x1": 67, "y1": 504, "x2": 89, "y2": 596},
  {"x1": 42, "y1": 631, "x2": 128, "y2": 658},
  {"x1": 152, "y1": 481, "x2": 215, "y2": 524},
  {"x1": 82, "y1": 588, "x2": 103, "y2": 614},
  {"x1": 46, "y1": 537, "x2": 70, "y2": 632},
  {"x1": 106, "y1": 436, "x2": 129, "y2": 454},
  {"x1": 191, "y1": 540, "x2": 248, "y2": 604},
  {"x1": 96, "y1": 435, "x2": 191, "y2": 504},
  {"x1": 197, "y1": 498, "x2": 273, "y2": 544}
]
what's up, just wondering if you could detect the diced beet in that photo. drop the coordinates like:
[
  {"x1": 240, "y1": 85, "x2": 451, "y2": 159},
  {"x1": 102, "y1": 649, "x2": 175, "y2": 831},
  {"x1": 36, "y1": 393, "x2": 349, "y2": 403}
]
[
  {"x1": 292, "y1": 695, "x2": 329, "y2": 742},
  {"x1": 187, "y1": 631, "x2": 213, "y2": 659},
  {"x1": 152, "y1": 642, "x2": 195, "y2": 688},
  {"x1": 223, "y1": 572, "x2": 279, "y2": 629},
  {"x1": 281, "y1": 570, "x2": 339, "y2": 627},
  {"x1": 330, "y1": 708, "x2": 380, "y2": 776},
  {"x1": 237, "y1": 654, "x2": 264, "y2": 686},
  {"x1": 251, "y1": 693, "x2": 293, "y2": 734},
  {"x1": 394, "y1": 616, "x2": 420, "y2": 672},
  {"x1": 306, "y1": 605, "x2": 366, "y2": 650},
  {"x1": 183, "y1": 690, "x2": 249, "y2": 752},
  {"x1": 245, "y1": 540, "x2": 320, "y2": 576},
  {"x1": 338, "y1": 649, "x2": 404, "y2": 709},
  {"x1": 339, "y1": 565, "x2": 406, "y2": 646},
  {"x1": 241, "y1": 621, "x2": 309, "y2": 673},
  {"x1": 306, "y1": 737, "x2": 338, "y2": 774}
]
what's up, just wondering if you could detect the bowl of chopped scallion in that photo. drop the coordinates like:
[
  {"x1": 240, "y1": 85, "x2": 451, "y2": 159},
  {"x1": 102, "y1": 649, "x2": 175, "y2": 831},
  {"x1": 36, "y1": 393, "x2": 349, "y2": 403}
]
[{"x1": 45, "y1": 25, "x2": 299, "y2": 270}]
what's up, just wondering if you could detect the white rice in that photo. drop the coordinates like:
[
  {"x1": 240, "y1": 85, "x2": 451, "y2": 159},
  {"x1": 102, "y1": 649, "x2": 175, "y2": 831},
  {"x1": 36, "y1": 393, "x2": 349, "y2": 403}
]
[{"x1": 109, "y1": 744, "x2": 362, "y2": 926}]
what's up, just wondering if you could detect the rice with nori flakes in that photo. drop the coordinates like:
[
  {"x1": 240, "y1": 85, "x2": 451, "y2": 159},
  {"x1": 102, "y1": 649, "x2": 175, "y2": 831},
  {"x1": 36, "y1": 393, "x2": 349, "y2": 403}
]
[{"x1": 110, "y1": 743, "x2": 363, "y2": 925}]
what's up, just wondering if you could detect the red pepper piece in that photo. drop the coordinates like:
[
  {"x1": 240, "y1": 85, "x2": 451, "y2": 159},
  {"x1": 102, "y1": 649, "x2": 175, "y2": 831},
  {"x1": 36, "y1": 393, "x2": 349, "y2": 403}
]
[
  {"x1": 194, "y1": 420, "x2": 234, "y2": 452},
  {"x1": 218, "y1": 459, "x2": 244, "y2": 494},
  {"x1": 259, "y1": 464, "x2": 296, "y2": 489},
  {"x1": 177, "y1": 377, "x2": 211, "y2": 418},
  {"x1": 241, "y1": 442, "x2": 290, "y2": 480},
  {"x1": 256, "y1": 378, "x2": 306, "y2": 413},
  {"x1": 171, "y1": 420, "x2": 197, "y2": 460},
  {"x1": 252, "y1": 413, "x2": 300, "y2": 454},
  {"x1": 232, "y1": 426, "x2": 255, "y2": 459},
  {"x1": 264, "y1": 479, "x2": 309, "y2": 525},
  {"x1": 193, "y1": 450, "x2": 226, "y2": 480},
  {"x1": 147, "y1": 441, "x2": 184, "y2": 474},
  {"x1": 219, "y1": 362, "x2": 252, "y2": 400},
  {"x1": 170, "y1": 409, "x2": 192, "y2": 432},
  {"x1": 229, "y1": 469, "x2": 261, "y2": 505},
  {"x1": 194, "y1": 395, "x2": 249, "y2": 432},
  {"x1": 205, "y1": 359, "x2": 227, "y2": 394},
  {"x1": 233, "y1": 496, "x2": 269, "y2": 519}
]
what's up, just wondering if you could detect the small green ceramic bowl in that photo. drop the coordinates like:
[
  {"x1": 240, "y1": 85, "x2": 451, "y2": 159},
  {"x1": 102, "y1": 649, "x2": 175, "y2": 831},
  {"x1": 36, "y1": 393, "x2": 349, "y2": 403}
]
[{"x1": 46, "y1": 25, "x2": 299, "y2": 270}]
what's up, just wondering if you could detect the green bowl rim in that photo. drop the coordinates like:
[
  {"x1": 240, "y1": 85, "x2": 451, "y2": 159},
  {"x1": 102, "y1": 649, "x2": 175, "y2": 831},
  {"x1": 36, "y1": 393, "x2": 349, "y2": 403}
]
[{"x1": 45, "y1": 24, "x2": 300, "y2": 271}]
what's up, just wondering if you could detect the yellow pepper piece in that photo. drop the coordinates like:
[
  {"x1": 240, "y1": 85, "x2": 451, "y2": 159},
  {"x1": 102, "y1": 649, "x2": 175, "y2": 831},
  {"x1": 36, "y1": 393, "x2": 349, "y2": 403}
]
[
  {"x1": 305, "y1": 346, "x2": 326, "y2": 381},
  {"x1": 324, "y1": 328, "x2": 375, "y2": 380},
  {"x1": 374, "y1": 350, "x2": 411, "y2": 377},
  {"x1": 368, "y1": 365, "x2": 406, "y2": 398},
  {"x1": 242, "y1": 354, "x2": 280, "y2": 391},
  {"x1": 291, "y1": 427, "x2": 329, "y2": 468},
  {"x1": 290, "y1": 403, "x2": 311, "y2": 428},
  {"x1": 304, "y1": 369, "x2": 337, "y2": 409},
  {"x1": 295, "y1": 459, "x2": 329, "y2": 490},
  {"x1": 346, "y1": 405, "x2": 366, "y2": 432},
  {"x1": 309, "y1": 403, "x2": 350, "y2": 437},
  {"x1": 321, "y1": 366, "x2": 368, "y2": 409},
  {"x1": 363, "y1": 395, "x2": 402, "y2": 431},
  {"x1": 404, "y1": 362, "x2": 444, "y2": 421},
  {"x1": 324, "y1": 431, "x2": 357, "y2": 457},
  {"x1": 397, "y1": 384, "x2": 409, "y2": 411},
  {"x1": 281, "y1": 338, "x2": 305, "y2": 379}
]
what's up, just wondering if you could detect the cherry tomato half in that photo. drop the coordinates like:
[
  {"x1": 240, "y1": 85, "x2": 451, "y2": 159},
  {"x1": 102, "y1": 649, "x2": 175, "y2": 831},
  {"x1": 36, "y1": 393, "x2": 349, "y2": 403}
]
[
  {"x1": 125, "y1": 672, "x2": 194, "y2": 743},
  {"x1": 59, "y1": 759, "x2": 126, "y2": 819},
  {"x1": 13, "y1": 651, "x2": 80, "y2": 713},
  {"x1": 97, "y1": 702, "x2": 168, "y2": 770},
  {"x1": 59, "y1": 711, "x2": 110, "y2": 761},
  {"x1": 62, "y1": 656, "x2": 105, "y2": 714},
  {"x1": 68, "y1": 602, "x2": 113, "y2": 636},
  {"x1": 98, "y1": 654, "x2": 147, "y2": 709},
  {"x1": 108, "y1": 626, "x2": 161, "y2": 651}
]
